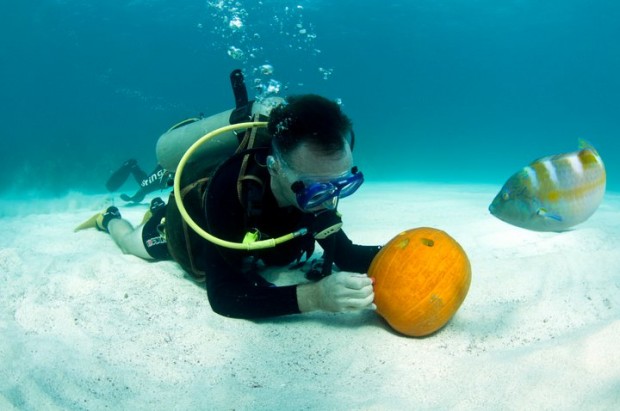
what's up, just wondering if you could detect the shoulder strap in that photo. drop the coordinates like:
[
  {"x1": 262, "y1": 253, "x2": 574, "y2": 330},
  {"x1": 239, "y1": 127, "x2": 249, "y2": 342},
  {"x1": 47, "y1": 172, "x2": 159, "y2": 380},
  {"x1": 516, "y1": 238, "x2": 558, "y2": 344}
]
[
  {"x1": 236, "y1": 113, "x2": 269, "y2": 214},
  {"x1": 236, "y1": 144, "x2": 270, "y2": 220}
]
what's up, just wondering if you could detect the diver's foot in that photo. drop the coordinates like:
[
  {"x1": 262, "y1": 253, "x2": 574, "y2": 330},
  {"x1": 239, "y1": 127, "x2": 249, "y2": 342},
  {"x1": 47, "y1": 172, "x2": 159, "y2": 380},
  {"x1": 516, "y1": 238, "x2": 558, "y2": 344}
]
[
  {"x1": 74, "y1": 206, "x2": 122, "y2": 233},
  {"x1": 100, "y1": 206, "x2": 122, "y2": 232},
  {"x1": 120, "y1": 188, "x2": 146, "y2": 203},
  {"x1": 106, "y1": 159, "x2": 140, "y2": 192},
  {"x1": 129, "y1": 161, "x2": 148, "y2": 184},
  {"x1": 150, "y1": 197, "x2": 166, "y2": 212},
  {"x1": 141, "y1": 197, "x2": 167, "y2": 225},
  {"x1": 124, "y1": 159, "x2": 138, "y2": 168}
]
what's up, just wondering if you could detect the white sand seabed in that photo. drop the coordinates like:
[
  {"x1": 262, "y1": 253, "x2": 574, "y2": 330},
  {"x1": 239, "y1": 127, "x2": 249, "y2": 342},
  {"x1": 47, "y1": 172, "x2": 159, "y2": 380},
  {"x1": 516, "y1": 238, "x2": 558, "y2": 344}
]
[{"x1": 1, "y1": 182, "x2": 619, "y2": 410}]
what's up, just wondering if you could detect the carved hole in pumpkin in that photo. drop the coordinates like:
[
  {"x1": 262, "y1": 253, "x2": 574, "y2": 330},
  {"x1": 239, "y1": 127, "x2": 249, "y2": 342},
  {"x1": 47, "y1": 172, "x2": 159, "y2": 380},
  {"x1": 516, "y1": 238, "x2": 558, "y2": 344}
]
[{"x1": 421, "y1": 238, "x2": 434, "y2": 247}]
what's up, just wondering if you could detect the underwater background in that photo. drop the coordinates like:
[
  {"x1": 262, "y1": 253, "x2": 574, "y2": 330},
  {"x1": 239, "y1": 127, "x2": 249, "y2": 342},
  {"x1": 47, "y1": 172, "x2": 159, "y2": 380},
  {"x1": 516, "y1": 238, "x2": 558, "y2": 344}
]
[{"x1": 1, "y1": 0, "x2": 619, "y2": 197}]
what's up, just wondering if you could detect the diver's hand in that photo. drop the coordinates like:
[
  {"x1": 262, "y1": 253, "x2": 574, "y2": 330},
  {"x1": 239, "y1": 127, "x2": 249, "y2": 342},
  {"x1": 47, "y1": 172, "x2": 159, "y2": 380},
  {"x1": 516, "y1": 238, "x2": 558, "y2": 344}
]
[{"x1": 297, "y1": 272, "x2": 375, "y2": 313}]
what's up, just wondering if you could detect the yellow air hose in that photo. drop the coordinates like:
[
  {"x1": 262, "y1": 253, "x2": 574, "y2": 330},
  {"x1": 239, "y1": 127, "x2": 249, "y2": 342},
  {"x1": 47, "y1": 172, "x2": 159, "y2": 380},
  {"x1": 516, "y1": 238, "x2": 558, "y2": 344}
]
[{"x1": 173, "y1": 121, "x2": 308, "y2": 250}]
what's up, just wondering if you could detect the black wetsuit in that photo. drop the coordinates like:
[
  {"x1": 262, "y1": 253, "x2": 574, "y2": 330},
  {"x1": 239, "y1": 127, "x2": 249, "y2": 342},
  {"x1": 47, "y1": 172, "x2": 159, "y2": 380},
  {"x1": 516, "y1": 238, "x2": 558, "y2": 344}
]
[
  {"x1": 142, "y1": 204, "x2": 172, "y2": 260},
  {"x1": 200, "y1": 148, "x2": 381, "y2": 319}
]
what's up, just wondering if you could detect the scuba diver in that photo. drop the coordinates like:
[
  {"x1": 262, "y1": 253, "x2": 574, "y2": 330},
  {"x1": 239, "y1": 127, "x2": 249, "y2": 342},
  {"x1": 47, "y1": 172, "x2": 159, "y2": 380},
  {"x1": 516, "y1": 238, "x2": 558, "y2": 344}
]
[
  {"x1": 76, "y1": 69, "x2": 380, "y2": 319},
  {"x1": 106, "y1": 159, "x2": 171, "y2": 203}
]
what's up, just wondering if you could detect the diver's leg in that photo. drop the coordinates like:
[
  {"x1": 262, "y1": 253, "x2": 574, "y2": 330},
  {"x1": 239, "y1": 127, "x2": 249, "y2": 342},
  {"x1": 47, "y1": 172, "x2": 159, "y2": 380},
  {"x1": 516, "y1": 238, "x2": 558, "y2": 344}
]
[
  {"x1": 130, "y1": 162, "x2": 148, "y2": 184},
  {"x1": 121, "y1": 165, "x2": 170, "y2": 203},
  {"x1": 106, "y1": 159, "x2": 146, "y2": 192},
  {"x1": 107, "y1": 219, "x2": 153, "y2": 260}
]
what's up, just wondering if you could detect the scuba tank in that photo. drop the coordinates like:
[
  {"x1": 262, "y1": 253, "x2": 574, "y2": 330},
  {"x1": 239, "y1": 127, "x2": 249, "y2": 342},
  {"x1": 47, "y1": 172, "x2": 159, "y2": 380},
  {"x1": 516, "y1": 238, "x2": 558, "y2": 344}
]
[{"x1": 156, "y1": 70, "x2": 284, "y2": 181}]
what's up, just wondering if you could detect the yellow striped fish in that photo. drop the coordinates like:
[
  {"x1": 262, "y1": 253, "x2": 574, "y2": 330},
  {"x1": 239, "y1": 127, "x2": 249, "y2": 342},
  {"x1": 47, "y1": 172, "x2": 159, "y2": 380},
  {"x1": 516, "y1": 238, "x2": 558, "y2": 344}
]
[{"x1": 489, "y1": 140, "x2": 606, "y2": 231}]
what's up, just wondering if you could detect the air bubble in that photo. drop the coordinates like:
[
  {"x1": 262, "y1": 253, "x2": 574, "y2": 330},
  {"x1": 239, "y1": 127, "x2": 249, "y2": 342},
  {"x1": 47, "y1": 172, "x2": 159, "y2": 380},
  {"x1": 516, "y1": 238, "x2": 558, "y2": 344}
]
[
  {"x1": 227, "y1": 46, "x2": 245, "y2": 60},
  {"x1": 229, "y1": 16, "x2": 243, "y2": 31},
  {"x1": 259, "y1": 64, "x2": 274, "y2": 75}
]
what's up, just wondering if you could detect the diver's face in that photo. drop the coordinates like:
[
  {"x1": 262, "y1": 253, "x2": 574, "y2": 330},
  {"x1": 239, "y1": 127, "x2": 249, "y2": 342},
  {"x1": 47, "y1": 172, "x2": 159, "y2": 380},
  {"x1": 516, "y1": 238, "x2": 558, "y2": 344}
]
[{"x1": 269, "y1": 142, "x2": 354, "y2": 212}]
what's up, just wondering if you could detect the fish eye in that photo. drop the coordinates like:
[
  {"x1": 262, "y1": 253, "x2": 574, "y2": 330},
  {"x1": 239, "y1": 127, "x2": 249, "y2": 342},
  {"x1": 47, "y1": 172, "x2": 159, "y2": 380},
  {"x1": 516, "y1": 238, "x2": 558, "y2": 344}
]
[{"x1": 502, "y1": 192, "x2": 510, "y2": 201}]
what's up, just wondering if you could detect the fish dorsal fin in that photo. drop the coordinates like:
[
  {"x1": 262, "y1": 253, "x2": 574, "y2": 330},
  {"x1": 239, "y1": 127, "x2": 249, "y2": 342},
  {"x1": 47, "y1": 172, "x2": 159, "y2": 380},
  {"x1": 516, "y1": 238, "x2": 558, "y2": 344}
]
[
  {"x1": 537, "y1": 208, "x2": 563, "y2": 222},
  {"x1": 578, "y1": 138, "x2": 599, "y2": 155}
]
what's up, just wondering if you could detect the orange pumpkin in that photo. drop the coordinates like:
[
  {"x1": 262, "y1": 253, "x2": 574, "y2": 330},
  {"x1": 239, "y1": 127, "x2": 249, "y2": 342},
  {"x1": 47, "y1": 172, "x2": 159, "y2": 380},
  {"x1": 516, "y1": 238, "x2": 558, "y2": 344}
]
[{"x1": 369, "y1": 227, "x2": 471, "y2": 337}]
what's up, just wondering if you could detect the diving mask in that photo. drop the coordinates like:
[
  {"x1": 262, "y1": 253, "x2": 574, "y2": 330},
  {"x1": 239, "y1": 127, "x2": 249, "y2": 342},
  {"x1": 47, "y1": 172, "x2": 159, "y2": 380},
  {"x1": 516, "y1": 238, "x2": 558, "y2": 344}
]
[{"x1": 291, "y1": 166, "x2": 364, "y2": 210}]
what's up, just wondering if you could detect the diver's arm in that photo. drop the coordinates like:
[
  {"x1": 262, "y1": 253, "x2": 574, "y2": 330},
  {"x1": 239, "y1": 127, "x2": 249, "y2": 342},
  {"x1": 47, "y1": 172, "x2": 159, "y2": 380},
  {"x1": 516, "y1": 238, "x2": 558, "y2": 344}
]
[
  {"x1": 320, "y1": 230, "x2": 382, "y2": 273},
  {"x1": 296, "y1": 272, "x2": 374, "y2": 312},
  {"x1": 298, "y1": 230, "x2": 378, "y2": 312},
  {"x1": 203, "y1": 249, "x2": 300, "y2": 319},
  {"x1": 122, "y1": 165, "x2": 170, "y2": 203},
  {"x1": 203, "y1": 242, "x2": 374, "y2": 316}
]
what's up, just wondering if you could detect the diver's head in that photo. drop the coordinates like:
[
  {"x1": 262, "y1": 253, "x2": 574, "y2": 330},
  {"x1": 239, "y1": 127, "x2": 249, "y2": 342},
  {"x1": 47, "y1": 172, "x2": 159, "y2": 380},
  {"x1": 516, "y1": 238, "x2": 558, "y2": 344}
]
[
  {"x1": 268, "y1": 94, "x2": 353, "y2": 156},
  {"x1": 266, "y1": 95, "x2": 363, "y2": 212}
]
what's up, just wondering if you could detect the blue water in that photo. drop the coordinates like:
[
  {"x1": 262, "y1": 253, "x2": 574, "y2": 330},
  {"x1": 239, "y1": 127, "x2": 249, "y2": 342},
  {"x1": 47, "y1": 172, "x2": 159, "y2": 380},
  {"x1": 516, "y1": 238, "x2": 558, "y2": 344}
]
[{"x1": 1, "y1": 0, "x2": 619, "y2": 196}]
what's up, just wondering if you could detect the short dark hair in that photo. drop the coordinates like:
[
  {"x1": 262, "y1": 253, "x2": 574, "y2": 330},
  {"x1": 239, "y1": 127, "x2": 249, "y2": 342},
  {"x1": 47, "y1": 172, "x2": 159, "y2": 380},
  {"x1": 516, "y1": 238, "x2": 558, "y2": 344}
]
[{"x1": 268, "y1": 94, "x2": 353, "y2": 158}]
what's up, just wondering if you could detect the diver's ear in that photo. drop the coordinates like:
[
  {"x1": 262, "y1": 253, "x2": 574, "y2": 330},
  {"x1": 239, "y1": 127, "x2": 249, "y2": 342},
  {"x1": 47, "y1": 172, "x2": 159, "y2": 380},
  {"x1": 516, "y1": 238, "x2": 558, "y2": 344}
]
[{"x1": 266, "y1": 155, "x2": 278, "y2": 175}]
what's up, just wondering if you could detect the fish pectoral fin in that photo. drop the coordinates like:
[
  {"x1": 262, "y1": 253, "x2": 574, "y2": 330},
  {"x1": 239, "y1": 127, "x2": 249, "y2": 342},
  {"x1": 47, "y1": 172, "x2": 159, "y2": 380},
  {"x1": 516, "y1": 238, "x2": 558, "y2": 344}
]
[{"x1": 537, "y1": 208, "x2": 563, "y2": 222}]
